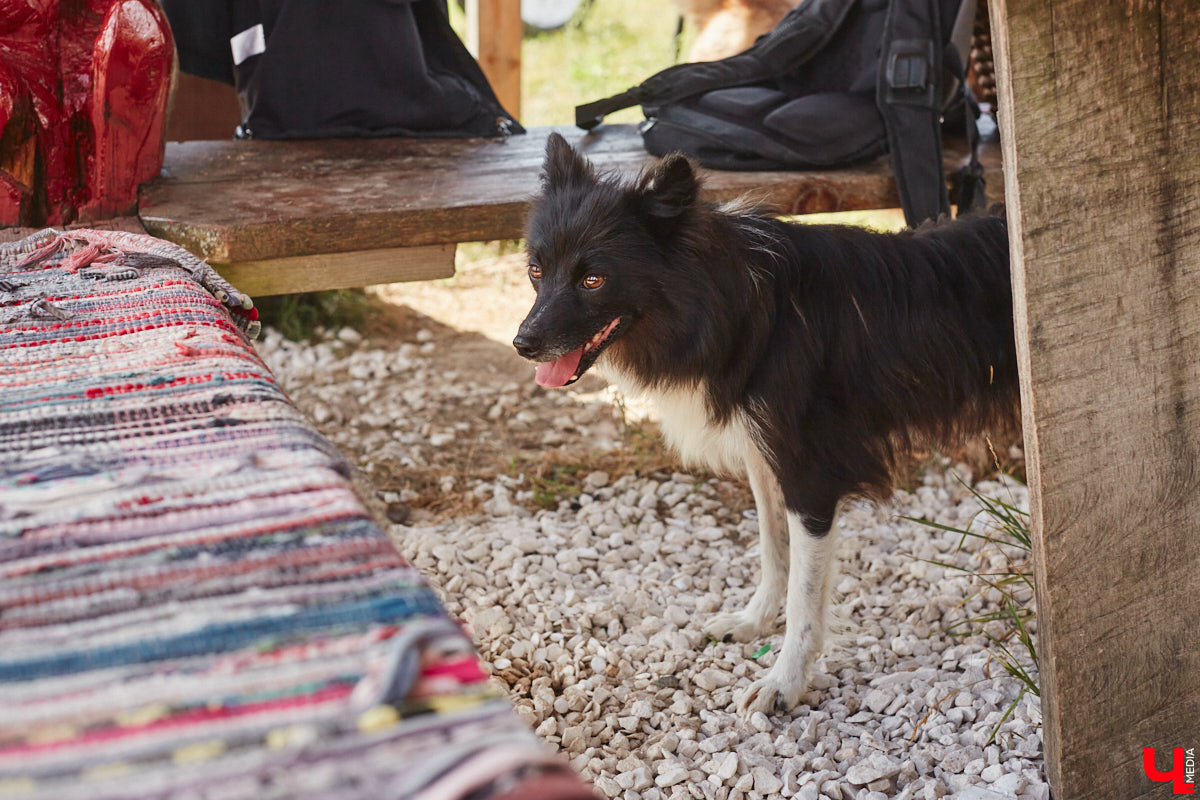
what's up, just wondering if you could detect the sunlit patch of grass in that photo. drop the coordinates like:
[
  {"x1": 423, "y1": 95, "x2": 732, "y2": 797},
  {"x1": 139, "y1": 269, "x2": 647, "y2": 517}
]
[
  {"x1": 521, "y1": 0, "x2": 680, "y2": 127},
  {"x1": 448, "y1": 0, "x2": 681, "y2": 127}
]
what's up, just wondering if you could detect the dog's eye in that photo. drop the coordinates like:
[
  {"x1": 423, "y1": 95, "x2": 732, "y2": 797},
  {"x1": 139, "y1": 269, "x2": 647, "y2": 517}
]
[
  {"x1": 528, "y1": 264, "x2": 542, "y2": 280},
  {"x1": 582, "y1": 274, "x2": 605, "y2": 290}
]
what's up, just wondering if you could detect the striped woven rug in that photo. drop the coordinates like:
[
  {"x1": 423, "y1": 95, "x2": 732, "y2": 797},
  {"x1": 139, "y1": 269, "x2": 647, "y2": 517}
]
[{"x1": 0, "y1": 230, "x2": 595, "y2": 800}]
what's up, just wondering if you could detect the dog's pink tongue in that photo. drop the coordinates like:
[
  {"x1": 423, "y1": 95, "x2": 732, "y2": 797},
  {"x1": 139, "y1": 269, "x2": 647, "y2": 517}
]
[{"x1": 535, "y1": 346, "x2": 584, "y2": 388}]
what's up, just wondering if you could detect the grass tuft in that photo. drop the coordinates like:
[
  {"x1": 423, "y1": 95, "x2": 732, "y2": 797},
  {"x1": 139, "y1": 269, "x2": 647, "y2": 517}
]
[
  {"x1": 906, "y1": 471, "x2": 1039, "y2": 745},
  {"x1": 255, "y1": 289, "x2": 377, "y2": 342}
]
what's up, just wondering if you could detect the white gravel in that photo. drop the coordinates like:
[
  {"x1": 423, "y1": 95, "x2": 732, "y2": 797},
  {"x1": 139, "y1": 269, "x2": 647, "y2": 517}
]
[{"x1": 257, "y1": 322, "x2": 1048, "y2": 800}]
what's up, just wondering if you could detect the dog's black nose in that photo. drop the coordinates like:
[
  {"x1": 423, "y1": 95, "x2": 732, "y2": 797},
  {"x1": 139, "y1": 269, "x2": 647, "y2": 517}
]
[{"x1": 513, "y1": 334, "x2": 540, "y2": 358}]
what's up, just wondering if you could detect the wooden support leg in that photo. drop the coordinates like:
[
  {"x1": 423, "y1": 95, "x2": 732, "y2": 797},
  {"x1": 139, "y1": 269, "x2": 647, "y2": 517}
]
[
  {"x1": 466, "y1": 0, "x2": 523, "y2": 120},
  {"x1": 989, "y1": 0, "x2": 1200, "y2": 797}
]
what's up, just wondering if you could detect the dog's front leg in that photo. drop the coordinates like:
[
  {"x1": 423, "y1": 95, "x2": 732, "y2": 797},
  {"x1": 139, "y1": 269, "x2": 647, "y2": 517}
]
[
  {"x1": 738, "y1": 510, "x2": 838, "y2": 717},
  {"x1": 703, "y1": 449, "x2": 788, "y2": 643}
]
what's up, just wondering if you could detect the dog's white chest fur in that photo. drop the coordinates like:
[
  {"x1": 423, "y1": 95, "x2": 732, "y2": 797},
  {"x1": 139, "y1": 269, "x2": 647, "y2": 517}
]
[{"x1": 600, "y1": 363, "x2": 757, "y2": 476}]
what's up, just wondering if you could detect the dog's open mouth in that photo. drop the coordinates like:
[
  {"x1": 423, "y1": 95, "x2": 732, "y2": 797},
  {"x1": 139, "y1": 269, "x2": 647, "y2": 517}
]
[{"x1": 535, "y1": 317, "x2": 622, "y2": 388}]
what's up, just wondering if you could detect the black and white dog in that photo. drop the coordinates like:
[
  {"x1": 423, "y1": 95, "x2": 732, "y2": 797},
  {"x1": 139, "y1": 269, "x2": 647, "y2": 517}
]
[{"x1": 514, "y1": 133, "x2": 1018, "y2": 715}]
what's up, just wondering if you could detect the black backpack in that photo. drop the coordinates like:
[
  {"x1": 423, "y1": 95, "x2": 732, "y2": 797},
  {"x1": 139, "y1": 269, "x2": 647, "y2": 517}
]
[
  {"x1": 576, "y1": 0, "x2": 983, "y2": 226},
  {"x1": 163, "y1": 0, "x2": 523, "y2": 141}
]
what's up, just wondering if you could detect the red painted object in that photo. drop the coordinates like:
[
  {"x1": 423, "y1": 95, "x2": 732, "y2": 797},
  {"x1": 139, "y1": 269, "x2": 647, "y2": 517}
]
[{"x1": 0, "y1": 0, "x2": 173, "y2": 226}]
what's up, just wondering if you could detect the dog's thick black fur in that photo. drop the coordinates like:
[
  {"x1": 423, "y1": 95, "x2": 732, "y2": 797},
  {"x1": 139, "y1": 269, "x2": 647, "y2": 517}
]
[{"x1": 515, "y1": 132, "x2": 1018, "y2": 714}]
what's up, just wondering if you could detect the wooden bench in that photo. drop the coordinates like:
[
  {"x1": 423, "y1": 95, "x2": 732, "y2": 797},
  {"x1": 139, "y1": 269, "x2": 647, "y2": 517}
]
[{"x1": 138, "y1": 125, "x2": 1003, "y2": 296}]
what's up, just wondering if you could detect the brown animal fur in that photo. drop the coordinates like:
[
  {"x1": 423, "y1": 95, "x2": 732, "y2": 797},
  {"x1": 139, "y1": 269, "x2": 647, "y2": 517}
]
[{"x1": 674, "y1": 0, "x2": 799, "y2": 62}]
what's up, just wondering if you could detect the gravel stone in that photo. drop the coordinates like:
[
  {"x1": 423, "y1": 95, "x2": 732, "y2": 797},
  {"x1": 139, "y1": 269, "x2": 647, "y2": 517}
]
[
  {"x1": 710, "y1": 752, "x2": 739, "y2": 781},
  {"x1": 846, "y1": 753, "x2": 902, "y2": 785},
  {"x1": 980, "y1": 763, "x2": 1005, "y2": 783},
  {"x1": 693, "y1": 668, "x2": 733, "y2": 691},
  {"x1": 954, "y1": 788, "x2": 1012, "y2": 800},
  {"x1": 336, "y1": 326, "x2": 362, "y2": 344},
  {"x1": 385, "y1": 502, "x2": 411, "y2": 524},
  {"x1": 941, "y1": 748, "x2": 972, "y2": 774},
  {"x1": 656, "y1": 765, "x2": 689, "y2": 788},
  {"x1": 752, "y1": 767, "x2": 784, "y2": 795},
  {"x1": 562, "y1": 726, "x2": 586, "y2": 752},
  {"x1": 991, "y1": 773, "x2": 1027, "y2": 796},
  {"x1": 864, "y1": 688, "x2": 895, "y2": 714},
  {"x1": 1022, "y1": 782, "x2": 1051, "y2": 800},
  {"x1": 616, "y1": 767, "x2": 653, "y2": 791}
]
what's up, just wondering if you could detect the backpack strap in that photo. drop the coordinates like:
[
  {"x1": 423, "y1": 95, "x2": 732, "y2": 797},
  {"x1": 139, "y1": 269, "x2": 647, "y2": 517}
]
[
  {"x1": 876, "y1": 0, "x2": 950, "y2": 226},
  {"x1": 575, "y1": 0, "x2": 855, "y2": 129},
  {"x1": 877, "y1": 0, "x2": 987, "y2": 225}
]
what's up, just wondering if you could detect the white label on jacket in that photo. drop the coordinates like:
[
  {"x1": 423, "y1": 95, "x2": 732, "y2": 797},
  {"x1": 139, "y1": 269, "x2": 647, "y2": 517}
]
[{"x1": 231, "y1": 24, "x2": 266, "y2": 66}]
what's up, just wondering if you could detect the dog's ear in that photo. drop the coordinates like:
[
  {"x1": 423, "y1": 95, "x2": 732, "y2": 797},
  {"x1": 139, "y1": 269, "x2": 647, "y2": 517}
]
[
  {"x1": 639, "y1": 153, "x2": 698, "y2": 222},
  {"x1": 542, "y1": 132, "x2": 594, "y2": 189}
]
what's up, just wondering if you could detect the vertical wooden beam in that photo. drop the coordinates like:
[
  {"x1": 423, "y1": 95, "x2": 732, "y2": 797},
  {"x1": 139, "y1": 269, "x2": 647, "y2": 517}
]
[
  {"x1": 466, "y1": 0, "x2": 523, "y2": 120},
  {"x1": 989, "y1": 1, "x2": 1200, "y2": 798}
]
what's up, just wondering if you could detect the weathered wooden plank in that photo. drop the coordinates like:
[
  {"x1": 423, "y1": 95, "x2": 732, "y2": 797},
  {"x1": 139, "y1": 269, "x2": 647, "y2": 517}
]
[
  {"x1": 467, "y1": 0, "x2": 523, "y2": 120},
  {"x1": 990, "y1": 0, "x2": 1200, "y2": 797},
  {"x1": 140, "y1": 125, "x2": 1002, "y2": 263},
  {"x1": 147, "y1": 127, "x2": 644, "y2": 184},
  {"x1": 212, "y1": 245, "x2": 456, "y2": 297}
]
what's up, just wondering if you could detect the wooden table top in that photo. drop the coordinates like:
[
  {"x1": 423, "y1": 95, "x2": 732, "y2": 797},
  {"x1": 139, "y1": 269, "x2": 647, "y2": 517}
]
[{"x1": 138, "y1": 124, "x2": 1002, "y2": 264}]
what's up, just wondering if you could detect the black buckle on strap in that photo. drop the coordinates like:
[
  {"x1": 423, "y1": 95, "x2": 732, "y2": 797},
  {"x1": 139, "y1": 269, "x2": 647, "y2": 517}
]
[{"x1": 885, "y1": 38, "x2": 937, "y2": 108}]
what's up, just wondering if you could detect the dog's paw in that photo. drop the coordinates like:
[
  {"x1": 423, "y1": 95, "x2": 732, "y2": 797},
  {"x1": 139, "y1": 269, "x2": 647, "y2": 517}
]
[
  {"x1": 737, "y1": 672, "x2": 809, "y2": 718},
  {"x1": 703, "y1": 611, "x2": 767, "y2": 644}
]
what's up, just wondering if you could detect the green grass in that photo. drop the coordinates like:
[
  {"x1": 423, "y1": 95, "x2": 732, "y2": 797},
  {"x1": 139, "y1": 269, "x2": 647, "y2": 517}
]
[
  {"x1": 254, "y1": 289, "x2": 376, "y2": 342},
  {"x1": 521, "y1": 0, "x2": 682, "y2": 126},
  {"x1": 451, "y1": 0, "x2": 682, "y2": 127},
  {"x1": 907, "y1": 474, "x2": 1039, "y2": 744}
]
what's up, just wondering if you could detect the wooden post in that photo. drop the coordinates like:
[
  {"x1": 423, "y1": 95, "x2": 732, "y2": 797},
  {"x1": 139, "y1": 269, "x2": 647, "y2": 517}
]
[
  {"x1": 466, "y1": 0, "x2": 523, "y2": 120},
  {"x1": 989, "y1": 1, "x2": 1200, "y2": 797}
]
